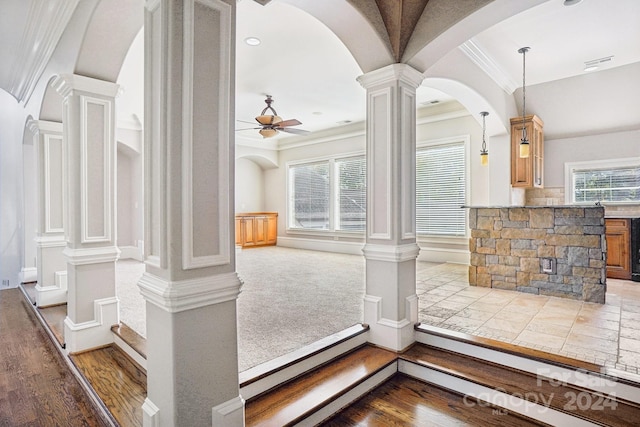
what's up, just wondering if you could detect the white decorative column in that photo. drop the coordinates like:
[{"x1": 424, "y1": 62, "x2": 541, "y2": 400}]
[
  {"x1": 357, "y1": 64, "x2": 423, "y2": 351},
  {"x1": 139, "y1": 0, "x2": 243, "y2": 426},
  {"x1": 27, "y1": 120, "x2": 68, "y2": 306},
  {"x1": 52, "y1": 74, "x2": 120, "y2": 353}
]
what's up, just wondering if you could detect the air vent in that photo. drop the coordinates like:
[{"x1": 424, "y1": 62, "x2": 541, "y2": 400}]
[{"x1": 584, "y1": 56, "x2": 614, "y2": 71}]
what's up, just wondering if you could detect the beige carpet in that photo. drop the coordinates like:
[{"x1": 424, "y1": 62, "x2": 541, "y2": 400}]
[{"x1": 116, "y1": 246, "x2": 370, "y2": 372}]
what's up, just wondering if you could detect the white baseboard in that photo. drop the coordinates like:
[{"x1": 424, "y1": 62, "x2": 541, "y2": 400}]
[
  {"x1": 417, "y1": 246, "x2": 469, "y2": 264},
  {"x1": 277, "y1": 236, "x2": 469, "y2": 264},
  {"x1": 277, "y1": 236, "x2": 364, "y2": 255},
  {"x1": 119, "y1": 245, "x2": 143, "y2": 261}
]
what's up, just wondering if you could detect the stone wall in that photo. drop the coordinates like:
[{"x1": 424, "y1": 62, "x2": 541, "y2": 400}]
[{"x1": 468, "y1": 206, "x2": 606, "y2": 303}]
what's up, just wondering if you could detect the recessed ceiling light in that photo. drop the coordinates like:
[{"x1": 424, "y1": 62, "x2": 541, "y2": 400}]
[
  {"x1": 245, "y1": 37, "x2": 261, "y2": 46},
  {"x1": 563, "y1": 0, "x2": 583, "y2": 6}
]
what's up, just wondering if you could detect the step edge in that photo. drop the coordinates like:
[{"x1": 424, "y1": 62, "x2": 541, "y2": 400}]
[
  {"x1": 400, "y1": 353, "x2": 635, "y2": 426},
  {"x1": 415, "y1": 328, "x2": 640, "y2": 408},
  {"x1": 111, "y1": 322, "x2": 147, "y2": 359},
  {"x1": 416, "y1": 323, "x2": 602, "y2": 373},
  {"x1": 240, "y1": 323, "x2": 369, "y2": 387},
  {"x1": 398, "y1": 359, "x2": 605, "y2": 427}
]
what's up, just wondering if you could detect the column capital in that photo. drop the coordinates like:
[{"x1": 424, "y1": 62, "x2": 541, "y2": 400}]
[
  {"x1": 26, "y1": 119, "x2": 62, "y2": 135},
  {"x1": 357, "y1": 63, "x2": 424, "y2": 90},
  {"x1": 63, "y1": 246, "x2": 120, "y2": 265},
  {"x1": 138, "y1": 272, "x2": 243, "y2": 313},
  {"x1": 51, "y1": 73, "x2": 121, "y2": 99}
]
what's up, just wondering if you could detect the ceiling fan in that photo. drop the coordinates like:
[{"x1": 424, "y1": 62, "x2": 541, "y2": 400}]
[{"x1": 238, "y1": 95, "x2": 309, "y2": 138}]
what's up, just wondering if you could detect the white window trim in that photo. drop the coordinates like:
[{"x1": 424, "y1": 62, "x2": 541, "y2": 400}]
[
  {"x1": 416, "y1": 135, "x2": 470, "y2": 239},
  {"x1": 564, "y1": 157, "x2": 640, "y2": 205}
]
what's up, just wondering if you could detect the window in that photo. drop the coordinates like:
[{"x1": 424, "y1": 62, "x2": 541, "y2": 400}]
[
  {"x1": 288, "y1": 155, "x2": 366, "y2": 232},
  {"x1": 288, "y1": 141, "x2": 468, "y2": 237},
  {"x1": 416, "y1": 141, "x2": 467, "y2": 236},
  {"x1": 566, "y1": 158, "x2": 640, "y2": 205}
]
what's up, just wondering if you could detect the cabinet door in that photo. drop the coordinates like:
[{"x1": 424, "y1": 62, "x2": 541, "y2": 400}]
[
  {"x1": 266, "y1": 214, "x2": 277, "y2": 244},
  {"x1": 235, "y1": 218, "x2": 242, "y2": 245},
  {"x1": 243, "y1": 218, "x2": 256, "y2": 247},
  {"x1": 510, "y1": 120, "x2": 532, "y2": 187},
  {"x1": 254, "y1": 216, "x2": 268, "y2": 245},
  {"x1": 606, "y1": 218, "x2": 631, "y2": 280}
]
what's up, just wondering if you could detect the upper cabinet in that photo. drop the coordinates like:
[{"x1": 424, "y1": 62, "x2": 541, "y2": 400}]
[{"x1": 511, "y1": 115, "x2": 544, "y2": 188}]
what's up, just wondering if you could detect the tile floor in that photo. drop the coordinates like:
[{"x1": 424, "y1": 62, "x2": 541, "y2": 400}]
[{"x1": 416, "y1": 263, "x2": 640, "y2": 375}]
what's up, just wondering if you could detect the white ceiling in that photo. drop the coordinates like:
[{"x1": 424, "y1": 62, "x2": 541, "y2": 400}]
[
  {"x1": 235, "y1": 0, "x2": 640, "y2": 142},
  {"x1": 1, "y1": 0, "x2": 639, "y2": 142}
]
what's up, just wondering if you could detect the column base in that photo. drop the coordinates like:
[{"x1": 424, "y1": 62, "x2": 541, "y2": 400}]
[
  {"x1": 364, "y1": 294, "x2": 418, "y2": 351},
  {"x1": 212, "y1": 396, "x2": 245, "y2": 426},
  {"x1": 35, "y1": 270, "x2": 67, "y2": 307},
  {"x1": 63, "y1": 296, "x2": 119, "y2": 353},
  {"x1": 142, "y1": 398, "x2": 160, "y2": 427},
  {"x1": 20, "y1": 267, "x2": 37, "y2": 283}
]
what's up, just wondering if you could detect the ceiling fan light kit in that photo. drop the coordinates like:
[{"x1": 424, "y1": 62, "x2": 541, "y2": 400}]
[{"x1": 239, "y1": 95, "x2": 308, "y2": 139}]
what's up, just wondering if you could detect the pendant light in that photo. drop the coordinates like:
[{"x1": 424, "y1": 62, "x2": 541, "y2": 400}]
[
  {"x1": 518, "y1": 46, "x2": 530, "y2": 158},
  {"x1": 479, "y1": 111, "x2": 489, "y2": 166}
]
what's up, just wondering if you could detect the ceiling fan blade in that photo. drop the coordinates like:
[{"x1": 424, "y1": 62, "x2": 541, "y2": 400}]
[
  {"x1": 280, "y1": 127, "x2": 309, "y2": 135},
  {"x1": 237, "y1": 119, "x2": 257, "y2": 125},
  {"x1": 276, "y1": 119, "x2": 302, "y2": 128},
  {"x1": 235, "y1": 127, "x2": 261, "y2": 131}
]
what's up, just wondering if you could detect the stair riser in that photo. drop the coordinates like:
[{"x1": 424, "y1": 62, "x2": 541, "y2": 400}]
[
  {"x1": 113, "y1": 334, "x2": 147, "y2": 372},
  {"x1": 297, "y1": 363, "x2": 397, "y2": 426},
  {"x1": 241, "y1": 332, "x2": 369, "y2": 401},
  {"x1": 399, "y1": 360, "x2": 600, "y2": 427},
  {"x1": 416, "y1": 331, "x2": 637, "y2": 404}
]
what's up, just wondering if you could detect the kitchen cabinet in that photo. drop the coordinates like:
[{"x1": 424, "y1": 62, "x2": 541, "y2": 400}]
[
  {"x1": 235, "y1": 212, "x2": 278, "y2": 248},
  {"x1": 511, "y1": 114, "x2": 544, "y2": 188},
  {"x1": 606, "y1": 218, "x2": 631, "y2": 280}
]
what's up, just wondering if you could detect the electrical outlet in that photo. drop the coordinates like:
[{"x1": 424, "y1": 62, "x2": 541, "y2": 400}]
[{"x1": 2, "y1": 279, "x2": 9, "y2": 287}]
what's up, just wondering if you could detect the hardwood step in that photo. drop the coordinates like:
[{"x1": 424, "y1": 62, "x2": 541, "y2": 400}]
[
  {"x1": 71, "y1": 345, "x2": 146, "y2": 427},
  {"x1": 323, "y1": 373, "x2": 549, "y2": 426},
  {"x1": 245, "y1": 344, "x2": 397, "y2": 426},
  {"x1": 37, "y1": 303, "x2": 67, "y2": 347},
  {"x1": 241, "y1": 323, "x2": 369, "y2": 401},
  {"x1": 400, "y1": 343, "x2": 640, "y2": 426}
]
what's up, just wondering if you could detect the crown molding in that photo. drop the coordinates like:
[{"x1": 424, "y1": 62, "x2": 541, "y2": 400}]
[
  {"x1": 6, "y1": 0, "x2": 79, "y2": 104},
  {"x1": 459, "y1": 38, "x2": 518, "y2": 94}
]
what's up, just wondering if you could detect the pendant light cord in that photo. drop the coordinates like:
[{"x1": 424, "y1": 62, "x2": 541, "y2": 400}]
[{"x1": 519, "y1": 47, "x2": 530, "y2": 144}]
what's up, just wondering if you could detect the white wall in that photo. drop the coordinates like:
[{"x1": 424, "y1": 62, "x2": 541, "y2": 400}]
[
  {"x1": 263, "y1": 105, "x2": 487, "y2": 263},
  {"x1": 0, "y1": 90, "x2": 29, "y2": 288},
  {"x1": 235, "y1": 158, "x2": 265, "y2": 213},
  {"x1": 545, "y1": 129, "x2": 640, "y2": 188}
]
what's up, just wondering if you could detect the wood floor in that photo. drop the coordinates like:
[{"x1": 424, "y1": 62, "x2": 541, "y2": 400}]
[
  {"x1": 322, "y1": 374, "x2": 548, "y2": 426},
  {"x1": 72, "y1": 346, "x2": 146, "y2": 427},
  {"x1": 0, "y1": 288, "x2": 112, "y2": 426}
]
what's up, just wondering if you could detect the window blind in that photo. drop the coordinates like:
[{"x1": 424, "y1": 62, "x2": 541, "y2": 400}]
[
  {"x1": 289, "y1": 161, "x2": 330, "y2": 229},
  {"x1": 416, "y1": 142, "x2": 466, "y2": 236},
  {"x1": 572, "y1": 166, "x2": 640, "y2": 203},
  {"x1": 336, "y1": 156, "x2": 366, "y2": 231}
]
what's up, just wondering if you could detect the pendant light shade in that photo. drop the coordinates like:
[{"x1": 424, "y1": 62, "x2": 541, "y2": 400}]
[
  {"x1": 518, "y1": 47, "x2": 530, "y2": 158},
  {"x1": 479, "y1": 111, "x2": 489, "y2": 166}
]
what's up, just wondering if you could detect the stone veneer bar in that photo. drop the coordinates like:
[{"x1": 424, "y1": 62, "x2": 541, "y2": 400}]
[{"x1": 467, "y1": 206, "x2": 606, "y2": 303}]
